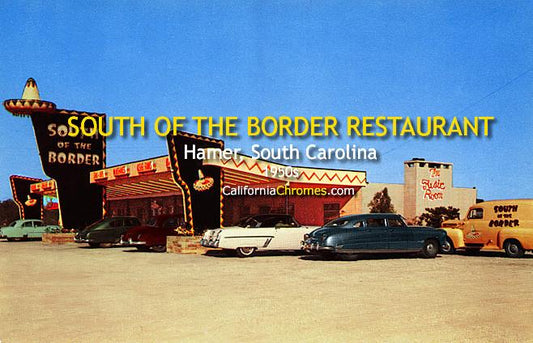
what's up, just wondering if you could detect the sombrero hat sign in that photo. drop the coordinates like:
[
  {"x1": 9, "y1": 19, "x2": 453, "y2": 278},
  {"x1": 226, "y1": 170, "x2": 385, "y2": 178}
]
[
  {"x1": 4, "y1": 78, "x2": 56, "y2": 117},
  {"x1": 25, "y1": 195, "x2": 37, "y2": 207},
  {"x1": 193, "y1": 169, "x2": 214, "y2": 192}
]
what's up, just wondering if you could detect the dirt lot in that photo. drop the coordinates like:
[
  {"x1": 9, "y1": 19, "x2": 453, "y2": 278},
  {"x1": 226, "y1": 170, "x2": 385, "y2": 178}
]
[{"x1": 1, "y1": 241, "x2": 532, "y2": 342}]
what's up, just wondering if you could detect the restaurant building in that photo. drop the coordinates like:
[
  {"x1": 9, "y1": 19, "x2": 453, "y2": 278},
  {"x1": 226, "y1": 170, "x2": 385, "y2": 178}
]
[{"x1": 4, "y1": 78, "x2": 476, "y2": 230}]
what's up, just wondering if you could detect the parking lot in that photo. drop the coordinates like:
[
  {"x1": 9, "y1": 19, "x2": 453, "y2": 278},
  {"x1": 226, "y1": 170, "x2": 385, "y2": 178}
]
[{"x1": 1, "y1": 241, "x2": 532, "y2": 342}]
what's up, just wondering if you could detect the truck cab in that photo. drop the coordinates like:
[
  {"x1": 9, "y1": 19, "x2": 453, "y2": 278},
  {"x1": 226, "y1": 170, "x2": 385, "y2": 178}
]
[{"x1": 441, "y1": 199, "x2": 533, "y2": 257}]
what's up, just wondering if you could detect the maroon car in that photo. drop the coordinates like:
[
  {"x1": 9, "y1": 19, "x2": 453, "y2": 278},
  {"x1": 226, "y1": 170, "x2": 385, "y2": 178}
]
[{"x1": 120, "y1": 215, "x2": 181, "y2": 252}]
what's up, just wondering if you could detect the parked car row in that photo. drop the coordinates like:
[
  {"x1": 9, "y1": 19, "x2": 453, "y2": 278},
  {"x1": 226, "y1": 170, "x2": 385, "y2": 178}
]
[
  {"x1": 201, "y1": 213, "x2": 448, "y2": 259},
  {"x1": 3, "y1": 199, "x2": 532, "y2": 259},
  {"x1": 1, "y1": 213, "x2": 446, "y2": 260},
  {"x1": 0, "y1": 214, "x2": 183, "y2": 253},
  {"x1": 74, "y1": 214, "x2": 182, "y2": 252}
]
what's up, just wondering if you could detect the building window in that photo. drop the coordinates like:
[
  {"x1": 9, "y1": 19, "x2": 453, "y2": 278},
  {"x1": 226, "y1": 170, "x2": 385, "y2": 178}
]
[{"x1": 323, "y1": 203, "x2": 340, "y2": 224}]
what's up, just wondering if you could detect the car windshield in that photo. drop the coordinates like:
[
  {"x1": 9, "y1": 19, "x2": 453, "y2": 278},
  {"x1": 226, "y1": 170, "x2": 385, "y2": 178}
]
[
  {"x1": 84, "y1": 218, "x2": 112, "y2": 231},
  {"x1": 8, "y1": 221, "x2": 17, "y2": 227}
]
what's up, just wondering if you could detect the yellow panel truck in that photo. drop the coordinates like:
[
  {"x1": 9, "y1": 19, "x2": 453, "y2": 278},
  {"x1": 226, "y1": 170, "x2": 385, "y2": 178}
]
[{"x1": 441, "y1": 199, "x2": 533, "y2": 257}]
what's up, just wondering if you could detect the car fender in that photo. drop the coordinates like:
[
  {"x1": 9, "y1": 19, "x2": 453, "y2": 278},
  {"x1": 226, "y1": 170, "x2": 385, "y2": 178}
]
[
  {"x1": 443, "y1": 228, "x2": 465, "y2": 249},
  {"x1": 2, "y1": 227, "x2": 22, "y2": 238},
  {"x1": 146, "y1": 232, "x2": 169, "y2": 246},
  {"x1": 499, "y1": 228, "x2": 533, "y2": 250},
  {"x1": 323, "y1": 232, "x2": 345, "y2": 247}
]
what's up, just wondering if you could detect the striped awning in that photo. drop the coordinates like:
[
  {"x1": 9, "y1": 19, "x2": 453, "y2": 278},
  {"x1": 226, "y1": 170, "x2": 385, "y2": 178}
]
[
  {"x1": 90, "y1": 156, "x2": 182, "y2": 200},
  {"x1": 90, "y1": 152, "x2": 367, "y2": 200}
]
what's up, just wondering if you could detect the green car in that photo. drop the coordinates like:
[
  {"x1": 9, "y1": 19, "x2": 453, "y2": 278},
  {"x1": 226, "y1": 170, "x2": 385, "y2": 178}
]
[
  {"x1": 0, "y1": 219, "x2": 61, "y2": 241},
  {"x1": 74, "y1": 216, "x2": 141, "y2": 248}
]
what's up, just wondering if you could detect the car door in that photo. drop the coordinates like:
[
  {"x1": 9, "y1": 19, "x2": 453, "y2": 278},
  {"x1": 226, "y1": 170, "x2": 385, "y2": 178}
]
[
  {"x1": 463, "y1": 208, "x2": 486, "y2": 244},
  {"x1": 258, "y1": 216, "x2": 293, "y2": 250},
  {"x1": 29, "y1": 220, "x2": 45, "y2": 238},
  {"x1": 387, "y1": 217, "x2": 413, "y2": 250},
  {"x1": 340, "y1": 219, "x2": 367, "y2": 250},
  {"x1": 100, "y1": 219, "x2": 123, "y2": 243},
  {"x1": 21, "y1": 221, "x2": 34, "y2": 237},
  {"x1": 365, "y1": 218, "x2": 388, "y2": 250}
]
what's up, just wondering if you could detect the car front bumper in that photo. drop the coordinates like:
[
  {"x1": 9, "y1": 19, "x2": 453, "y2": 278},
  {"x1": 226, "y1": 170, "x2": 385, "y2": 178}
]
[
  {"x1": 74, "y1": 238, "x2": 89, "y2": 243},
  {"x1": 302, "y1": 240, "x2": 334, "y2": 252}
]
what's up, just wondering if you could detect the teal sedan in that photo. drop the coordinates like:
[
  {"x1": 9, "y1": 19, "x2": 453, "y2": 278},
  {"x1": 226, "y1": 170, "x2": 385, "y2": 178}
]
[
  {"x1": 303, "y1": 213, "x2": 447, "y2": 259},
  {"x1": 0, "y1": 219, "x2": 60, "y2": 241}
]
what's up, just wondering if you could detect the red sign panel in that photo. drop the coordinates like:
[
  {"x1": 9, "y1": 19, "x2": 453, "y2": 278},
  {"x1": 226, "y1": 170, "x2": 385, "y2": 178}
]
[
  {"x1": 42, "y1": 181, "x2": 55, "y2": 190},
  {"x1": 30, "y1": 183, "x2": 42, "y2": 192},
  {"x1": 113, "y1": 165, "x2": 130, "y2": 178},
  {"x1": 93, "y1": 170, "x2": 108, "y2": 180},
  {"x1": 137, "y1": 161, "x2": 156, "y2": 174}
]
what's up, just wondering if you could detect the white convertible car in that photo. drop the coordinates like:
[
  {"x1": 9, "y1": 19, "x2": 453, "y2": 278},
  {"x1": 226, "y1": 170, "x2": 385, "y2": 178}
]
[{"x1": 200, "y1": 214, "x2": 319, "y2": 257}]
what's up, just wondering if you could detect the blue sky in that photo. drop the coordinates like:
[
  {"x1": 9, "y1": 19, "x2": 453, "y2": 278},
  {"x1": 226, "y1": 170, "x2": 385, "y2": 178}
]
[{"x1": 0, "y1": 1, "x2": 532, "y2": 201}]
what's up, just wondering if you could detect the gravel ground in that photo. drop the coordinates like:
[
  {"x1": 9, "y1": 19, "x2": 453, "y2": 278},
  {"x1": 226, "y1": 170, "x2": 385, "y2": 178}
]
[{"x1": 1, "y1": 241, "x2": 532, "y2": 343}]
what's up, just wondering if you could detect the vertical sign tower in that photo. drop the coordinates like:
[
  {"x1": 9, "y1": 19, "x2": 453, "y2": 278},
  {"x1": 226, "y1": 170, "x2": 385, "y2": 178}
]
[{"x1": 4, "y1": 78, "x2": 106, "y2": 230}]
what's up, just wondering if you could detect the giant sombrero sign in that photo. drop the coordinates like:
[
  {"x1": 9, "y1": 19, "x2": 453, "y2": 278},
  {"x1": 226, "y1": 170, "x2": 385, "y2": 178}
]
[{"x1": 4, "y1": 78, "x2": 105, "y2": 229}]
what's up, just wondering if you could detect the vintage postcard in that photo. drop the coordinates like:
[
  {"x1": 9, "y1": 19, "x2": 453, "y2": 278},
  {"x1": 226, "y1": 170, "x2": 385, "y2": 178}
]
[{"x1": 0, "y1": 1, "x2": 532, "y2": 342}]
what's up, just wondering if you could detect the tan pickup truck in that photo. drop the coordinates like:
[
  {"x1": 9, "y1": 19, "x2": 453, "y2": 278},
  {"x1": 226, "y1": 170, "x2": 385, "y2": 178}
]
[{"x1": 441, "y1": 199, "x2": 533, "y2": 257}]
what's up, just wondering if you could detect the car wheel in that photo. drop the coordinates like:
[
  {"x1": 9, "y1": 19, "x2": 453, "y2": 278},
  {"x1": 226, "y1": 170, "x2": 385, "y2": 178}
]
[
  {"x1": 151, "y1": 244, "x2": 166, "y2": 253},
  {"x1": 236, "y1": 247, "x2": 256, "y2": 258},
  {"x1": 136, "y1": 246, "x2": 150, "y2": 252},
  {"x1": 7, "y1": 237, "x2": 16, "y2": 242},
  {"x1": 422, "y1": 239, "x2": 439, "y2": 258},
  {"x1": 504, "y1": 240, "x2": 525, "y2": 258},
  {"x1": 441, "y1": 238, "x2": 455, "y2": 254},
  {"x1": 99, "y1": 242, "x2": 113, "y2": 248},
  {"x1": 88, "y1": 242, "x2": 100, "y2": 248}
]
